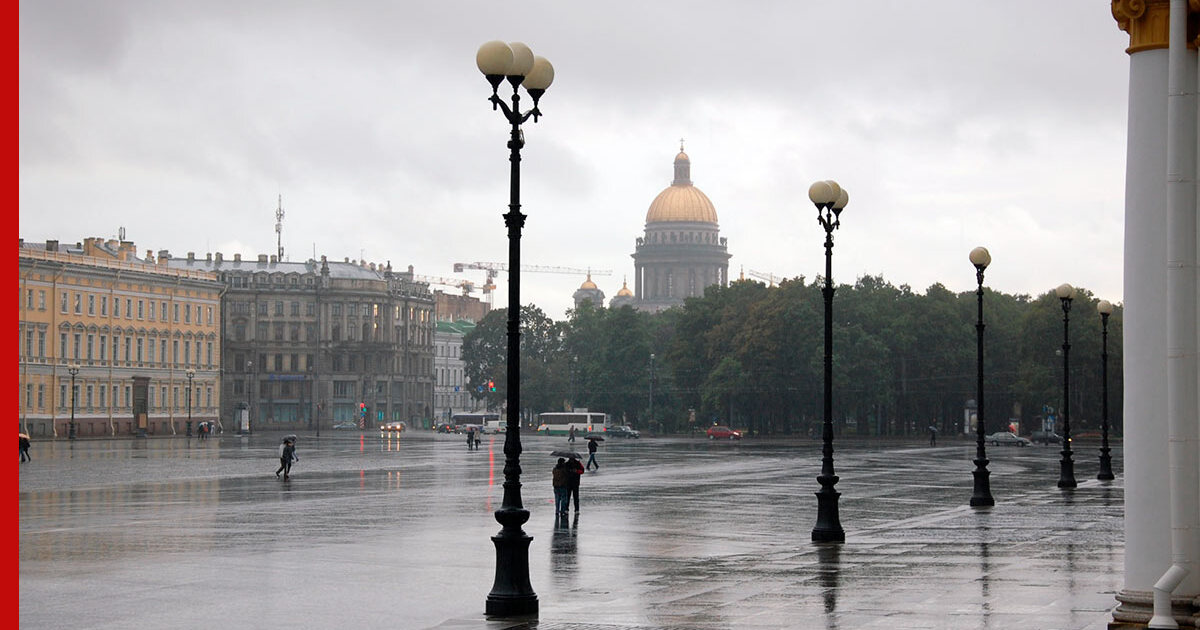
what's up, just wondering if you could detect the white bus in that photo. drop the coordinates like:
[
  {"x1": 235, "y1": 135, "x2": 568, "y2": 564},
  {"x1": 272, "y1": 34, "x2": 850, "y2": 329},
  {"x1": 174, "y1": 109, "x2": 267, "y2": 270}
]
[{"x1": 536, "y1": 410, "x2": 609, "y2": 436}]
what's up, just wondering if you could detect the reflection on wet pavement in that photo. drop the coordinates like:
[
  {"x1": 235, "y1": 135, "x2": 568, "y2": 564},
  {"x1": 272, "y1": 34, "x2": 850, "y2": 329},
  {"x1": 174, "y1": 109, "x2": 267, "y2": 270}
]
[{"x1": 20, "y1": 433, "x2": 1122, "y2": 629}]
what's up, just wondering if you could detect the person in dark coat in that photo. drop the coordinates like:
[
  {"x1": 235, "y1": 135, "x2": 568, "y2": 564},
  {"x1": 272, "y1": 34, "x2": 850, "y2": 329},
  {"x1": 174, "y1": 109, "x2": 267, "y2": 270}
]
[
  {"x1": 565, "y1": 456, "x2": 584, "y2": 512},
  {"x1": 276, "y1": 439, "x2": 297, "y2": 480},
  {"x1": 19, "y1": 435, "x2": 31, "y2": 462},
  {"x1": 551, "y1": 458, "x2": 569, "y2": 515},
  {"x1": 586, "y1": 437, "x2": 600, "y2": 471},
  {"x1": 466, "y1": 428, "x2": 476, "y2": 450}
]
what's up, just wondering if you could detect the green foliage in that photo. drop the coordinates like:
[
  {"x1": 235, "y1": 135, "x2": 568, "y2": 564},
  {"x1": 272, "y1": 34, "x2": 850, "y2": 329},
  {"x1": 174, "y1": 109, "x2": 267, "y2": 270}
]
[{"x1": 458, "y1": 277, "x2": 1124, "y2": 437}]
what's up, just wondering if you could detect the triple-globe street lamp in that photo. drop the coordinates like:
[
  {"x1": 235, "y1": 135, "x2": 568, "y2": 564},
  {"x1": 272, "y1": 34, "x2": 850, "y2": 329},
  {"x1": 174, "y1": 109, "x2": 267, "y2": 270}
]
[
  {"x1": 969, "y1": 247, "x2": 995, "y2": 507},
  {"x1": 808, "y1": 179, "x2": 848, "y2": 544},
  {"x1": 1096, "y1": 300, "x2": 1115, "y2": 481},
  {"x1": 186, "y1": 369, "x2": 195, "y2": 437},
  {"x1": 1056, "y1": 283, "x2": 1078, "y2": 489},
  {"x1": 476, "y1": 39, "x2": 554, "y2": 619},
  {"x1": 68, "y1": 364, "x2": 80, "y2": 440}
]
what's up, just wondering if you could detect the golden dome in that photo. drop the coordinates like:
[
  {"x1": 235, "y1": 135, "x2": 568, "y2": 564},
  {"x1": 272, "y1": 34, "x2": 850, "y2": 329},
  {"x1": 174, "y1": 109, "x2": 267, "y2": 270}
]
[
  {"x1": 579, "y1": 273, "x2": 598, "y2": 290},
  {"x1": 645, "y1": 149, "x2": 718, "y2": 224},
  {"x1": 616, "y1": 279, "x2": 633, "y2": 297}
]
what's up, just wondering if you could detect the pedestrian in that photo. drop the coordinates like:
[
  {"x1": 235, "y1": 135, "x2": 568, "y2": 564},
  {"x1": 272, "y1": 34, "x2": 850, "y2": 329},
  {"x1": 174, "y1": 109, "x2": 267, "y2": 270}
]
[
  {"x1": 19, "y1": 434, "x2": 31, "y2": 462},
  {"x1": 928, "y1": 425, "x2": 938, "y2": 446},
  {"x1": 551, "y1": 457, "x2": 569, "y2": 515},
  {"x1": 466, "y1": 428, "x2": 475, "y2": 450},
  {"x1": 565, "y1": 455, "x2": 584, "y2": 512},
  {"x1": 276, "y1": 439, "x2": 297, "y2": 480},
  {"x1": 586, "y1": 436, "x2": 599, "y2": 471},
  {"x1": 568, "y1": 425, "x2": 576, "y2": 443}
]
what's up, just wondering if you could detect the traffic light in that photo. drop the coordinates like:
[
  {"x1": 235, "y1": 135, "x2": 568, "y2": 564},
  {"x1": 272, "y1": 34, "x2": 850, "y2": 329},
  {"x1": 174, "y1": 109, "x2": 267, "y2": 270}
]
[
  {"x1": 359, "y1": 402, "x2": 367, "y2": 418},
  {"x1": 488, "y1": 380, "x2": 496, "y2": 392}
]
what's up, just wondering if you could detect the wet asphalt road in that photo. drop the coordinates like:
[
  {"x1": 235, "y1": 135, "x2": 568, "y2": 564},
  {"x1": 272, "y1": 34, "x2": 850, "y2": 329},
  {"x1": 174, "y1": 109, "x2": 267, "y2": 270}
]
[{"x1": 18, "y1": 430, "x2": 1123, "y2": 629}]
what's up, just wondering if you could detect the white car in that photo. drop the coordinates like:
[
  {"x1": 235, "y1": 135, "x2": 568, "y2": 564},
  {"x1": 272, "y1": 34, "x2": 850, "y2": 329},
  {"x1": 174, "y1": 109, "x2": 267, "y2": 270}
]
[{"x1": 985, "y1": 431, "x2": 1032, "y2": 447}]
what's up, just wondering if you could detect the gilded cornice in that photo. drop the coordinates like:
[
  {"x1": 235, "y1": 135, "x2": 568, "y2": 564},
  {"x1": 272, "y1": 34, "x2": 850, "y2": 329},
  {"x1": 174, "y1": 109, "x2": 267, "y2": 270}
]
[{"x1": 1112, "y1": 0, "x2": 1200, "y2": 52}]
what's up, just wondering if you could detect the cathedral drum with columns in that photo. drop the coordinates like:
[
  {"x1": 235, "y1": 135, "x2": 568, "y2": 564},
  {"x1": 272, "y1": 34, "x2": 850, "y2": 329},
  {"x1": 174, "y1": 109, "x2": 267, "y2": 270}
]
[{"x1": 629, "y1": 146, "x2": 731, "y2": 312}]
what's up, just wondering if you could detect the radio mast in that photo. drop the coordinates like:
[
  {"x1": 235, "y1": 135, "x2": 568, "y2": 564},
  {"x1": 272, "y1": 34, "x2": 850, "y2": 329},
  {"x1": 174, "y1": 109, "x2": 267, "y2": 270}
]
[{"x1": 275, "y1": 194, "x2": 285, "y2": 260}]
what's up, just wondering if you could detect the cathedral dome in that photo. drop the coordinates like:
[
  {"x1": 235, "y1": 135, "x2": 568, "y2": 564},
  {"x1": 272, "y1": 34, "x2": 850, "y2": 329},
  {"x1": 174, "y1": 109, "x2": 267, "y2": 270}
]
[
  {"x1": 616, "y1": 279, "x2": 633, "y2": 297},
  {"x1": 645, "y1": 148, "x2": 719, "y2": 224},
  {"x1": 579, "y1": 273, "x2": 598, "y2": 290}
]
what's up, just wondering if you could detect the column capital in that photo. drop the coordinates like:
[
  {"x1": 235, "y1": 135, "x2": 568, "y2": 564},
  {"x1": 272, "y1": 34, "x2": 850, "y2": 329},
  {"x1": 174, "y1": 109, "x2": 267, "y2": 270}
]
[{"x1": 1111, "y1": 0, "x2": 1200, "y2": 52}]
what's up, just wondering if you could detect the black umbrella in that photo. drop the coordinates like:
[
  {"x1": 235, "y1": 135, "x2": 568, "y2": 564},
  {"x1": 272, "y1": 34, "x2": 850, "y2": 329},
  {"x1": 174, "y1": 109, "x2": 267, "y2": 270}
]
[
  {"x1": 586, "y1": 435, "x2": 605, "y2": 442},
  {"x1": 550, "y1": 450, "x2": 582, "y2": 459},
  {"x1": 281, "y1": 434, "x2": 298, "y2": 443}
]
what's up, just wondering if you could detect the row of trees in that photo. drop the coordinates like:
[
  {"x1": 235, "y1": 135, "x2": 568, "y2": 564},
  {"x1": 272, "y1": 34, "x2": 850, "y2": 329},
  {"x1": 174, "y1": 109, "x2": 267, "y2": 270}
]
[{"x1": 461, "y1": 275, "x2": 1123, "y2": 438}]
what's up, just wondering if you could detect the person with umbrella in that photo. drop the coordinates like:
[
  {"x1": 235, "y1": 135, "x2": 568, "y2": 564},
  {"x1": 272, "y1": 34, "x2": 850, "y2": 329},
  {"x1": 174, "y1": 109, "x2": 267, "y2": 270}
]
[
  {"x1": 565, "y1": 452, "x2": 584, "y2": 512},
  {"x1": 585, "y1": 436, "x2": 601, "y2": 471},
  {"x1": 19, "y1": 433, "x2": 31, "y2": 462},
  {"x1": 276, "y1": 436, "x2": 298, "y2": 480},
  {"x1": 551, "y1": 457, "x2": 569, "y2": 516}
]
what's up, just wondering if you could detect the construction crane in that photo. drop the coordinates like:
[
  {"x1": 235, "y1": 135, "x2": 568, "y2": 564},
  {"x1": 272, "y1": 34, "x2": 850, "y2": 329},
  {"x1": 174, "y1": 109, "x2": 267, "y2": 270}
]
[
  {"x1": 412, "y1": 275, "x2": 476, "y2": 296},
  {"x1": 453, "y1": 262, "x2": 613, "y2": 306},
  {"x1": 745, "y1": 268, "x2": 794, "y2": 287}
]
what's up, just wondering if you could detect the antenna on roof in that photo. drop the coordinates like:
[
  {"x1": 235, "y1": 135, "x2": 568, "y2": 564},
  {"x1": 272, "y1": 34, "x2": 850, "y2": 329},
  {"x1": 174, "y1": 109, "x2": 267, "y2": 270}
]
[{"x1": 275, "y1": 194, "x2": 285, "y2": 260}]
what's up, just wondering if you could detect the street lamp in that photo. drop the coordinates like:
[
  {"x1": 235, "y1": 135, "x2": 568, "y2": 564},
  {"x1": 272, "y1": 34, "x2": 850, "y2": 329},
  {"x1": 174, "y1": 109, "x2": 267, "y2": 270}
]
[
  {"x1": 649, "y1": 353, "x2": 655, "y2": 432},
  {"x1": 246, "y1": 360, "x2": 254, "y2": 435},
  {"x1": 186, "y1": 369, "x2": 195, "y2": 437},
  {"x1": 808, "y1": 179, "x2": 848, "y2": 543},
  {"x1": 968, "y1": 247, "x2": 995, "y2": 507},
  {"x1": 1096, "y1": 300, "x2": 1115, "y2": 481},
  {"x1": 1056, "y1": 283, "x2": 1077, "y2": 489},
  {"x1": 477, "y1": 39, "x2": 554, "y2": 618},
  {"x1": 68, "y1": 364, "x2": 80, "y2": 440}
]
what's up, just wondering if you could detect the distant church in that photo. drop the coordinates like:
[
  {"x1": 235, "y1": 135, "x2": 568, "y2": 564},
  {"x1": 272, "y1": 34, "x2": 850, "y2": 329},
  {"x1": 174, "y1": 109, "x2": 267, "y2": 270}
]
[{"x1": 573, "y1": 144, "x2": 731, "y2": 312}]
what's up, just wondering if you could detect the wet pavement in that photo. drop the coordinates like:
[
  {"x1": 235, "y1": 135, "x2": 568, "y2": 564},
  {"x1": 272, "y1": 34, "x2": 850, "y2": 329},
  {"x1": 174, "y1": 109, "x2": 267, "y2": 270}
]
[{"x1": 19, "y1": 431, "x2": 1123, "y2": 629}]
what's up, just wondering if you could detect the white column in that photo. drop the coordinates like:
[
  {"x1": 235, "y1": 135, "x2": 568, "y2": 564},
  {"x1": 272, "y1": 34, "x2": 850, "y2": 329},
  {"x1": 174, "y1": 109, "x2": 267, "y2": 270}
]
[
  {"x1": 1164, "y1": 0, "x2": 1199, "y2": 598},
  {"x1": 1116, "y1": 26, "x2": 1173, "y2": 626}
]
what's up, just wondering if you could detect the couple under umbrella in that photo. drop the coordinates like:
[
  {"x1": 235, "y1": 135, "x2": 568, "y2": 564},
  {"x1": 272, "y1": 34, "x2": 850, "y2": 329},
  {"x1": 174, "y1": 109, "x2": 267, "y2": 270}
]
[{"x1": 276, "y1": 435, "x2": 298, "y2": 480}]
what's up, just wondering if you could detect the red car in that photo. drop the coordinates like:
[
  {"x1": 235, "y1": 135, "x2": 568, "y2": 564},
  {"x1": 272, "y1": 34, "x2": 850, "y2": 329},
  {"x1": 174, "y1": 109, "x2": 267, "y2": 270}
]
[{"x1": 706, "y1": 425, "x2": 742, "y2": 440}]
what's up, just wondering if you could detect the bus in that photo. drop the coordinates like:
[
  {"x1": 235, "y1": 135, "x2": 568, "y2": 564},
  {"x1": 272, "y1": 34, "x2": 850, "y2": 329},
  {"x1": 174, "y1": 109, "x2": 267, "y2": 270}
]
[
  {"x1": 451, "y1": 412, "x2": 501, "y2": 433},
  {"x1": 536, "y1": 410, "x2": 609, "y2": 436}
]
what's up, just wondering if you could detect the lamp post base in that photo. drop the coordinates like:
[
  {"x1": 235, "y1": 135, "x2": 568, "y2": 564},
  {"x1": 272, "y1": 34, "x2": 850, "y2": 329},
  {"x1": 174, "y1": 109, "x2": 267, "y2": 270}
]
[
  {"x1": 811, "y1": 482, "x2": 845, "y2": 543},
  {"x1": 1057, "y1": 455, "x2": 1077, "y2": 489},
  {"x1": 485, "y1": 524, "x2": 538, "y2": 617},
  {"x1": 1097, "y1": 448, "x2": 1114, "y2": 481},
  {"x1": 970, "y1": 462, "x2": 995, "y2": 507}
]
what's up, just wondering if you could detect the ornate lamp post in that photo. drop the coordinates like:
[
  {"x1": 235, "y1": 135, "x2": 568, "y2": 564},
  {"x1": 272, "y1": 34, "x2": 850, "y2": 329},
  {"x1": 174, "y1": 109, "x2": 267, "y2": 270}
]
[
  {"x1": 246, "y1": 360, "x2": 254, "y2": 435},
  {"x1": 968, "y1": 247, "x2": 995, "y2": 507},
  {"x1": 1056, "y1": 283, "x2": 1077, "y2": 489},
  {"x1": 476, "y1": 39, "x2": 554, "y2": 618},
  {"x1": 186, "y1": 369, "x2": 195, "y2": 437},
  {"x1": 1096, "y1": 300, "x2": 1115, "y2": 480},
  {"x1": 68, "y1": 364, "x2": 80, "y2": 440},
  {"x1": 649, "y1": 353, "x2": 655, "y2": 432},
  {"x1": 808, "y1": 179, "x2": 848, "y2": 543}
]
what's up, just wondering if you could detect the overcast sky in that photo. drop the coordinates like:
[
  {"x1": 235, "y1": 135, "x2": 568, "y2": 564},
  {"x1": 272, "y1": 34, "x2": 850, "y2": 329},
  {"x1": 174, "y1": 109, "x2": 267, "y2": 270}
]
[{"x1": 19, "y1": 1, "x2": 1133, "y2": 320}]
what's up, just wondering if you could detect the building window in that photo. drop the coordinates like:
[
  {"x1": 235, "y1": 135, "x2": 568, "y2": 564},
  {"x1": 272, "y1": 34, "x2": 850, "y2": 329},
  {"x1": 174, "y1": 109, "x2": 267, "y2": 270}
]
[
  {"x1": 87, "y1": 334, "x2": 95, "y2": 361},
  {"x1": 73, "y1": 333, "x2": 81, "y2": 360},
  {"x1": 138, "y1": 300, "x2": 145, "y2": 319},
  {"x1": 331, "y1": 304, "x2": 341, "y2": 316},
  {"x1": 148, "y1": 339, "x2": 155, "y2": 363},
  {"x1": 291, "y1": 302, "x2": 300, "y2": 316},
  {"x1": 149, "y1": 301, "x2": 156, "y2": 321},
  {"x1": 274, "y1": 354, "x2": 283, "y2": 371},
  {"x1": 99, "y1": 335, "x2": 107, "y2": 361},
  {"x1": 88, "y1": 294, "x2": 95, "y2": 315},
  {"x1": 74, "y1": 293, "x2": 83, "y2": 314},
  {"x1": 206, "y1": 342, "x2": 213, "y2": 367},
  {"x1": 306, "y1": 302, "x2": 315, "y2": 316},
  {"x1": 184, "y1": 304, "x2": 191, "y2": 324},
  {"x1": 174, "y1": 303, "x2": 180, "y2": 322},
  {"x1": 125, "y1": 298, "x2": 132, "y2": 318},
  {"x1": 38, "y1": 331, "x2": 46, "y2": 358},
  {"x1": 137, "y1": 338, "x2": 144, "y2": 362},
  {"x1": 258, "y1": 302, "x2": 268, "y2": 316},
  {"x1": 173, "y1": 340, "x2": 179, "y2": 365},
  {"x1": 207, "y1": 306, "x2": 213, "y2": 325},
  {"x1": 124, "y1": 337, "x2": 131, "y2": 363},
  {"x1": 275, "y1": 301, "x2": 283, "y2": 316},
  {"x1": 160, "y1": 340, "x2": 167, "y2": 365}
]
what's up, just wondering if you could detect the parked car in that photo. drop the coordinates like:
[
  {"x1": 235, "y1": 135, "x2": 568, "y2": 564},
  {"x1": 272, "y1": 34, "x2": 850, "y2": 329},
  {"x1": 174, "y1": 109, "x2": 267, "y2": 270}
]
[
  {"x1": 333, "y1": 421, "x2": 361, "y2": 430},
  {"x1": 379, "y1": 421, "x2": 406, "y2": 435},
  {"x1": 607, "y1": 425, "x2": 640, "y2": 438},
  {"x1": 986, "y1": 431, "x2": 1032, "y2": 447},
  {"x1": 706, "y1": 425, "x2": 742, "y2": 440},
  {"x1": 435, "y1": 423, "x2": 459, "y2": 434},
  {"x1": 1031, "y1": 430, "x2": 1063, "y2": 445}
]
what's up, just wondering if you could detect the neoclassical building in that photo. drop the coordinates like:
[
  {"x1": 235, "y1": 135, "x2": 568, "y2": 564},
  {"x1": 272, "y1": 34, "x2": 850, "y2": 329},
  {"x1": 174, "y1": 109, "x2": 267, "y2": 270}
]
[
  {"x1": 18, "y1": 238, "x2": 223, "y2": 438},
  {"x1": 629, "y1": 146, "x2": 731, "y2": 312}
]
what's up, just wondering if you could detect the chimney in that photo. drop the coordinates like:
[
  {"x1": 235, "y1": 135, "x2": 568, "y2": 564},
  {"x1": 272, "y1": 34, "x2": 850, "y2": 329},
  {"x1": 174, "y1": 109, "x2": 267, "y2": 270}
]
[
  {"x1": 270, "y1": 254, "x2": 278, "y2": 264},
  {"x1": 234, "y1": 253, "x2": 242, "y2": 262},
  {"x1": 146, "y1": 250, "x2": 155, "y2": 263},
  {"x1": 214, "y1": 252, "x2": 223, "y2": 264},
  {"x1": 187, "y1": 252, "x2": 195, "y2": 263},
  {"x1": 206, "y1": 253, "x2": 212, "y2": 262},
  {"x1": 46, "y1": 240, "x2": 58, "y2": 251},
  {"x1": 258, "y1": 254, "x2": 268, "y2": 263},
  {"x1": 157, "y1": 250, "x2": 171, "y2": 266}
]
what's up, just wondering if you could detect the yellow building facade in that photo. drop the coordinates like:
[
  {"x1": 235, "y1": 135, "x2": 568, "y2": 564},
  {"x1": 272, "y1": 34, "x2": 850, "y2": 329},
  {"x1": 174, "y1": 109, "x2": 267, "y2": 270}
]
[{"x1": 18, "y1": 238, "x2": 224, "y2": 438}]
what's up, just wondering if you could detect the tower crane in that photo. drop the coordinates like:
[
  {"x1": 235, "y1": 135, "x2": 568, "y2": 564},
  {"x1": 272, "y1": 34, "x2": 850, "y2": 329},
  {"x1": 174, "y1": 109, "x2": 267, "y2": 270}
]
[
  {"x1": 411, "y1": 275, "x2": 476, "y2": 296},
  {"x1": 452, "y1": 262, "x2": 613, "y2": 306},
  {"x1": 745, "y1": 268, "x2": 795, "y2": 287}
]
